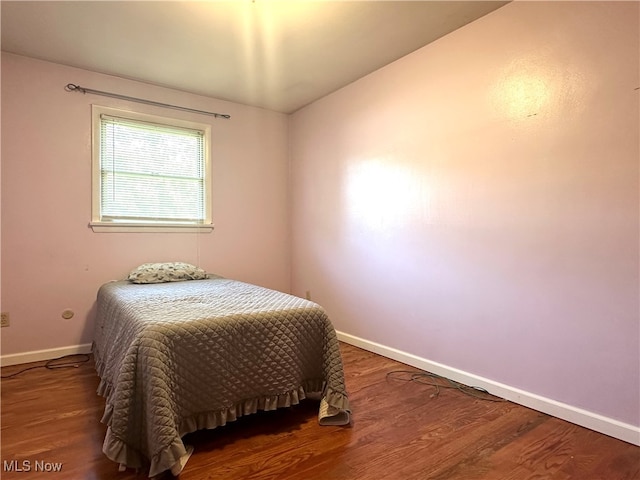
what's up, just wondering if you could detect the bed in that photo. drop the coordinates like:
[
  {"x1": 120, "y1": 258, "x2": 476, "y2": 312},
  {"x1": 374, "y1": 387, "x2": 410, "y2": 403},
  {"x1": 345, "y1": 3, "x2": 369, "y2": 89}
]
[{"x1": 92, "y1": 267, "x2": 351, "y2": 477}]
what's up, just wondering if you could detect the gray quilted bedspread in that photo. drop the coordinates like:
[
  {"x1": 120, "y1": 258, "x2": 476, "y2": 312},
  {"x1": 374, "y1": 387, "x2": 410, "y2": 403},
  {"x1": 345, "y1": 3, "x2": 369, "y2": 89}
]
[{"x1": 93, "y1": 277, "x2": 350, "y2": 477}]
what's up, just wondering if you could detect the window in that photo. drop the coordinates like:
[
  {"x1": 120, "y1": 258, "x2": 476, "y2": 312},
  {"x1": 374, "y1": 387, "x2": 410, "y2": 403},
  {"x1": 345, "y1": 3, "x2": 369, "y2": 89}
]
[{"x1": 91, "y1": 106, "x2": 212, "y2": 232}]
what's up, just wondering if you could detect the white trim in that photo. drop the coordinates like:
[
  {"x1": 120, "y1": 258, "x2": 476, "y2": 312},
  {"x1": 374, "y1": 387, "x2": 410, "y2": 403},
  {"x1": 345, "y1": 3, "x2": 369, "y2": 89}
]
[
  {"x1": 91, "y1": 105, "x2": 213, "y2": 229},
  {"x1": 336, "y1": 331, "x2": 640, "y2": 446},
  {"x1": 1, "y1": 343, "x2": 93, "y2": 367},
  {"x1": 89, "y1": 222, "x2": 214, "y2": 233},
  {"x1": 4, "y1": 336, "x2": 638, "y2": 446}
]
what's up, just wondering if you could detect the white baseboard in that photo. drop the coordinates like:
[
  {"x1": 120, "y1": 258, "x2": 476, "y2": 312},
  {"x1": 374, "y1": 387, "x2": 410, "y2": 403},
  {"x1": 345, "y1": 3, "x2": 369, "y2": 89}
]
[
  {"x1": 1, "y1": 343, "x2": 93, "y2": 367},
  {"x1": 4, "y1": 336, "x2": 638, "y2": 446},
  {"x1": 337, "y1": 331, "x2": 640, "y2": 446}
]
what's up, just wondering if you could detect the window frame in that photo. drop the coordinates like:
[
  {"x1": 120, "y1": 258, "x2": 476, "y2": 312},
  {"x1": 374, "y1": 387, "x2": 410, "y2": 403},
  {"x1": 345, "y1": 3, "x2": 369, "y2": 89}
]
[{"x1": 90, "y1": 105, "x2": 213, "y2": 233}]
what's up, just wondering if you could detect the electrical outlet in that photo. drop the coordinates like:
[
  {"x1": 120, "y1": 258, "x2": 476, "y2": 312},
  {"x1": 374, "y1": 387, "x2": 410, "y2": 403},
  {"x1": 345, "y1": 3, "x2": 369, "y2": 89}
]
[{"x1": 1, "y1": 312, "x2": 10, "y2": 328}]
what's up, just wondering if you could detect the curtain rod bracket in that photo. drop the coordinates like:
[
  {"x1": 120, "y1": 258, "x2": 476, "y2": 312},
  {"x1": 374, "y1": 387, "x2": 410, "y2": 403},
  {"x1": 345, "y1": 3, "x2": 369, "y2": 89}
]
[{"x1": 64, "y1": 83, "x2": 231, "y2": 119}]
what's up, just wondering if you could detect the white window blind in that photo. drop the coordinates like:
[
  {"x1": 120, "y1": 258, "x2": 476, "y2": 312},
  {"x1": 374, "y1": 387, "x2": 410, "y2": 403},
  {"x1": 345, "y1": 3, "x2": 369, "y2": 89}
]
[{"x1": 99, "y1": 114, "x2": 207, "y2": 224}]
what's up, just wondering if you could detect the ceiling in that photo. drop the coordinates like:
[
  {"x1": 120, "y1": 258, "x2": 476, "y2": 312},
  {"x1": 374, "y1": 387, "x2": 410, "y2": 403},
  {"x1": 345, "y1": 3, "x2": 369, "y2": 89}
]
[{"x1": 1, "y1": 1, "x2": 508, "y2": 113}]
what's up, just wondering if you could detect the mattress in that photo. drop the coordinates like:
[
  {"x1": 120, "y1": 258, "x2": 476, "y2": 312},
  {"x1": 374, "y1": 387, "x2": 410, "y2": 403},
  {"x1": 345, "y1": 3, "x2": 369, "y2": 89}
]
[{"x1": 92, "y1": 276, "x2": 350, "y2": 476}]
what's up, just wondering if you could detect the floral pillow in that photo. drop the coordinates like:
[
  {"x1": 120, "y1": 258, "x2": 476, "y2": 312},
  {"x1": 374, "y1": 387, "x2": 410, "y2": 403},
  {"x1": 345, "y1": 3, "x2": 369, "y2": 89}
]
[{"x1": 127, "y1": 262, "x2": 208, "y2": 284}]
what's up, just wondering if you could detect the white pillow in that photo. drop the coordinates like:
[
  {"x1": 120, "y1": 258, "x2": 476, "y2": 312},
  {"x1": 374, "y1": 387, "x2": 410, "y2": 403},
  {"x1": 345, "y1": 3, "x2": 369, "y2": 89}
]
[{"x1": 127, "y1": 262, "x2": 207, "y2": 284}]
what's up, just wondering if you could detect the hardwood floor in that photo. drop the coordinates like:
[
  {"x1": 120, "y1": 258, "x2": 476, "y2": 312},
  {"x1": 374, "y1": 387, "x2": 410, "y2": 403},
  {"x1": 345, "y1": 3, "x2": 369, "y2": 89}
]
[{"x1": 1, "y1": 343, "x2": 638, "y2": 479}]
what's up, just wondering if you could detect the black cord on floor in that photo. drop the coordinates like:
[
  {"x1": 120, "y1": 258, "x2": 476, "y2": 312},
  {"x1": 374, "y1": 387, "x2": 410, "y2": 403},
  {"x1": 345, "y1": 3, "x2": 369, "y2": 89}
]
[
  {"x1": 1, "y1": 354, "x2": 91, "y2": 379},
  {"x1": 386, "y1": 370, "x2": 506, "y2": 402}
]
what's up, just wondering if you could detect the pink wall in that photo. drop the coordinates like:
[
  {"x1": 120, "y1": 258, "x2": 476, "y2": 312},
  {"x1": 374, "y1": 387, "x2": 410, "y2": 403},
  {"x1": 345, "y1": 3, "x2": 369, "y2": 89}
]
[
  {"x1": 1, "y1": 53, "x2": 291, "y2": 355},
  {"x1": 290, "y1": 2, "x2": 639, "y2": 426}
]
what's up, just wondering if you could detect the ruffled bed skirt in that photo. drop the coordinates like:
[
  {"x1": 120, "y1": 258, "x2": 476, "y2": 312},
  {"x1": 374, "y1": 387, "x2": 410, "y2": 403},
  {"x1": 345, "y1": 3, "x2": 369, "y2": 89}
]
[{"x1": 97, "y1": 368, "x2": 351, "y2": 477}]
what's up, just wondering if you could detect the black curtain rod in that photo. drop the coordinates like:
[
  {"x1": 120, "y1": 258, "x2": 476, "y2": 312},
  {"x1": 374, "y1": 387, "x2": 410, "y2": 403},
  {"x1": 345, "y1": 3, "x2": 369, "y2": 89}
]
[{"x1": 65, "y1": 83, "x2": 231, "y2": 119}]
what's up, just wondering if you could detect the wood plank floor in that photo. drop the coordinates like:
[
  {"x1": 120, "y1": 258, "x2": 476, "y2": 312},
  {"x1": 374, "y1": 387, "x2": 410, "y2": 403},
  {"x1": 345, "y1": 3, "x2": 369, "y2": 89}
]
[{"x1": 1, "y1": 343, "x2": 638, "y2": 479}]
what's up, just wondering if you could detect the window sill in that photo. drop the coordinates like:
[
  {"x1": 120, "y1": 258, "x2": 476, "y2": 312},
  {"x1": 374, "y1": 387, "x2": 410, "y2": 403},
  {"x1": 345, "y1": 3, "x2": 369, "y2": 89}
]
[{"x1": 89, "y1": 222, "x2": 214, "y2": 233}]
